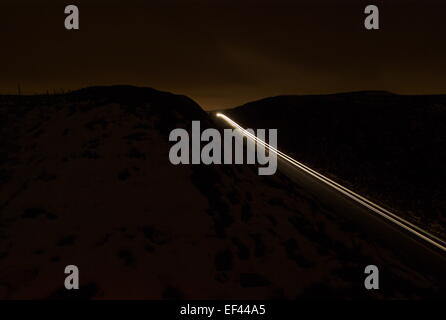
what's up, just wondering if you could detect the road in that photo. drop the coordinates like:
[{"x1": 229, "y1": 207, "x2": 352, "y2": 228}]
[{"x1": 216, "y1": 112, "x2": 446, "y2": 287}]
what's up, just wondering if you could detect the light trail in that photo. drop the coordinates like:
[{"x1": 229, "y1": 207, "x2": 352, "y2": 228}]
[{"x1": 216, "y1": 112, "x2": 446, "y2": 253}]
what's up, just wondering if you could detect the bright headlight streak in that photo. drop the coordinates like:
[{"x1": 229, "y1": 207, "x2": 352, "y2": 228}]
[{"x1": 216, "y1": 112, "x2": 446, "y2": 253}]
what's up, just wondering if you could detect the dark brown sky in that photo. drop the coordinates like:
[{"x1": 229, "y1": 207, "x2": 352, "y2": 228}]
[{"x1": 1, "y1": 0, "x2": 445, "y2": 110}]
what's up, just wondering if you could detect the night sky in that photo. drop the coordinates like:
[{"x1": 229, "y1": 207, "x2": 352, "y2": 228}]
[{"x1": 1, "y1": 0, "x2": 445, "y2": 110}]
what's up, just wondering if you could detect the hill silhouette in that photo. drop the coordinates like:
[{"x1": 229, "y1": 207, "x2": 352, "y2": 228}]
[
  {"x1": 0, "y1": 86, "x2": 442, "y2": 299},
  {"x1": 226, "y1": 92, "x2": 446, "y2": 239}
]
